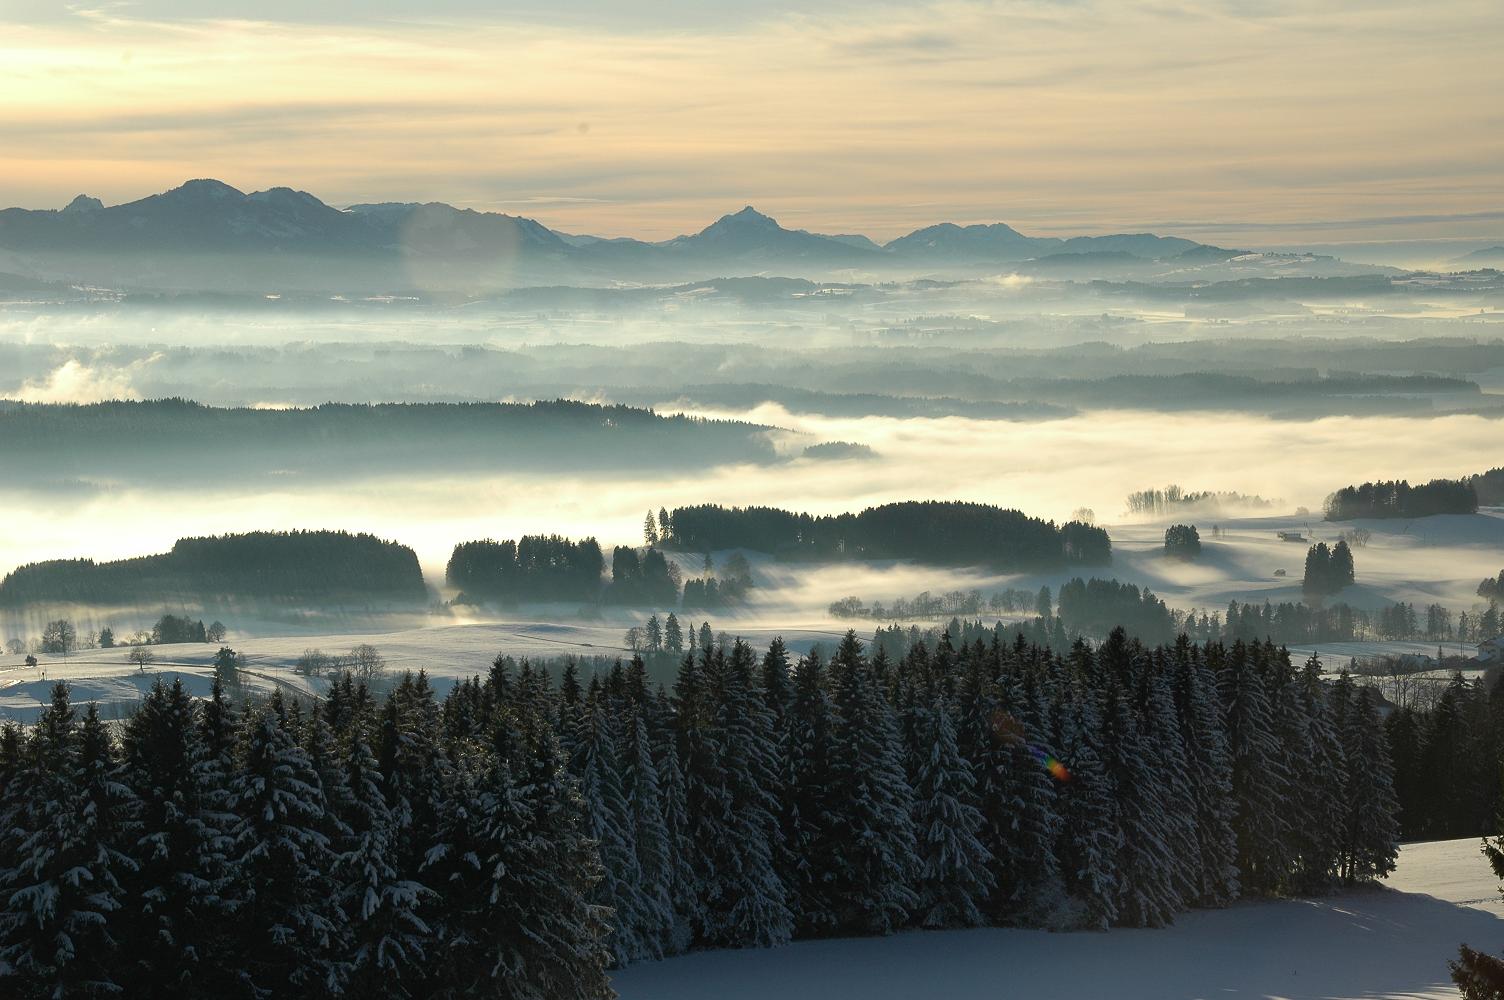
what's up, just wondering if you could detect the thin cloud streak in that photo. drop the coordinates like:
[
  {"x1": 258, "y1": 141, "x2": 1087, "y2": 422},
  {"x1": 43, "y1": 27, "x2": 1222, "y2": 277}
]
[{"x1": 0, "y1": 0, "x2": 1501, "y2": 242}]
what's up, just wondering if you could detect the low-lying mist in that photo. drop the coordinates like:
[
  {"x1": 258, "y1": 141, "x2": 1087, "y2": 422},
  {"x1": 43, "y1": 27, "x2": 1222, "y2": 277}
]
[{"x1": 3, "y1": 406, "x2": 1500, "y2": 589}]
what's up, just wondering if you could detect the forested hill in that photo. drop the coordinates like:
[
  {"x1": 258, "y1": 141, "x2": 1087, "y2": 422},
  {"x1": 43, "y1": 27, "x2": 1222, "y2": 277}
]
[
  {"x1": 0, "y1": 399, "x2": 780, "y2": 481},
  {"x1": 0, "y1": 530, "x2": 426, "y2": 607},
  {"x1": 1323, "y1": 477, "x2": 1478, "y2": 520},
  {"x1": 664, "y1": 501, "x2": 1111, "y2": 569}
]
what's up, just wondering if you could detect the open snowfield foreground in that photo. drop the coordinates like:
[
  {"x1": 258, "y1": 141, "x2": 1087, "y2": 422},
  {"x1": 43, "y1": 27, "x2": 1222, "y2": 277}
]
[
  {"x1": 613, "y1": 838, "x2": 1504, "y2": 1000},
  {"x1": 0, "y1": 621, "x2": 859, "y2": 722}
]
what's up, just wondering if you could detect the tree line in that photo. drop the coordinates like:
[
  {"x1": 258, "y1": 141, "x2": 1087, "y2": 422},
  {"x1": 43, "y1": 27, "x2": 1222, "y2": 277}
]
[
  {"x1": 7, "y1": 614, "x2": 230, "y2": 660},
  {"x1": 0, "y1": 628, "x2": 1401, "y2": 998},
  {"x1": 1385, "y1": 672, "x2": 1504, "y2": 844},
  {"x1": 0, "y1": 398, "x2": 778, "y2": 482},
  {"x1": 445, "y1": 539, "x2": 753, "y2": 611},
  {"x1": 662, "y1": 501, "x2": 1112, "y2": 569},
  {"x1": 0, "y1": 531, "x2": 426, "y2": 608},
  {"x1": 829, "y1": 586, "x2": 1050, "y2": 622},
  {"x1": 1324, "y1": 478, "x2": 1478, "y2": 521},
  {"x1": 1125, "y1": 486, "x2": 1274, "y2": 517}
]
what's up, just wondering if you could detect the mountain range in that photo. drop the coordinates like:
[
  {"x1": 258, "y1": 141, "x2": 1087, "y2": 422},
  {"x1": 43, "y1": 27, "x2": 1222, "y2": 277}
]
[
  {"x1": 1453, "y1": 246, "x2": 1504, "y2": 268},
  {"x1": 0, "y1": 178, "x2": 1243, "y2": 292}
]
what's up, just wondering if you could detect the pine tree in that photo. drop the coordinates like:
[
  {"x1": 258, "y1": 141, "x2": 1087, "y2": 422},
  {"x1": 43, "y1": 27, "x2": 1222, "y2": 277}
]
[
  {"x1": 1052, "y1": 684, "x2": 1120, "y2": 930},
  {"x1": 664, "y1": 613, "x2": 684, "y2": 654},
  {"x1": 1099, "y1": 673, "x2": 1180, "y2": 927},
  {"x1": 378, "y1": 671, "x2": 452, "y2": 979},
  {"x1": 339, "y1": 720, "x2": 432, "y2": 998},
  {"x1": 119, "y1": 679, "x2": 233, "y2": 998},
  {"x1": 620, "y1": 705, "x2": 674, "y2": 959},
  {"x1": 0, "y1": 687, "x2": 137, "y2": 997},
  {"x1": 648, "y1": 689, "x2": 697, "y2": 953},
  {"x1": 911, "y1": 700, "x2": 994, "y2": 927},
  {"x1": 1222, "y1": 641, "x2": 1290, "y2": 894},
  {"x1": 827, "y1": 632, "x2": 918, "y2": 935},
  {"x1": 1335, "y1": 678, "x2": 1400, "y2": 883},
  {"x1": 785, "y1": 649, "x2": 840, "y2": 936},
  {"x1": 576, "y1": 699, "x2": 644, "y2": 966},
  {"x1": 1171, "y1": 639, "x2": 1238, "y2": 906},
  {"x1": 504, "y1": 706, "x2": 615, "y2": 999},
  {"x1": 698, "y1": 642, "x2": 792, "y2": 947},
  {"x1": 994, "y1": 666, "x2": 1066, "y2": 925},
  {"x1": 1135, "y1": 649, "x2": 1198, "y2": 907},
  {"x1": 227, "y1": 696, "x2": 345, "y2": 996},
  {"x1": 1292, "y1": 655, "x2": 1347, "y2": 892}
]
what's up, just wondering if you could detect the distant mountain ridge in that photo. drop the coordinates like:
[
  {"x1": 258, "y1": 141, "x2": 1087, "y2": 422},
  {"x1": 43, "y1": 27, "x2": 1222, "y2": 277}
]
[
  {"x1": 0, "y1": 178, "x2": 1241, "y2": 291},
  {"x1": 1452, "y1": 246, "x2": 1504, "y2": 268}
]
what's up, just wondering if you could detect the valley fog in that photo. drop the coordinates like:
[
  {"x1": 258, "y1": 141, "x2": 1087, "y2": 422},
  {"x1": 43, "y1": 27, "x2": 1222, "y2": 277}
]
[{"x1": 3, "y1": 405, "x2": 1499, "y2": 586}]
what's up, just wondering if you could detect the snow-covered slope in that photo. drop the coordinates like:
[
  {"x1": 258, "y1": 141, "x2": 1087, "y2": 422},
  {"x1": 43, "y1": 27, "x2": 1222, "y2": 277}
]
[{"x1": 614, "y1": 837, "x2": 1504, "y2": 1000}]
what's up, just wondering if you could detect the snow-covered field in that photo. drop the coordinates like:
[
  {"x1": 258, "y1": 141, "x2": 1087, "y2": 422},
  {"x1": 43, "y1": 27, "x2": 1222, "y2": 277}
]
[
  {"x1": 0, "y1": 620, "x2": 856, "y2": 722},
  {"x1": 613, "y1": 837, "x2": 1504, "y2": 1000},
  {"x1": 3, "y1": 509, "x2": 1499, "y2": 722}
]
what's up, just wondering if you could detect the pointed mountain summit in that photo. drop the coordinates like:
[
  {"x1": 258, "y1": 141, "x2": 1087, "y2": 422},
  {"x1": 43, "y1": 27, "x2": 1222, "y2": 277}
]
[
  {"x1": 663, "y1": 206, "x2": 885, "y2": 264},
  {"x1": 61, "y1": 194, "x2": 103, "y2": 214}
]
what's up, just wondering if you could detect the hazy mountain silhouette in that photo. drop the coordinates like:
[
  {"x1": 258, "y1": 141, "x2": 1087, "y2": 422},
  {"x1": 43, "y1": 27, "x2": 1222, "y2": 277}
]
[
  {"x1": 0, "y1": 179, "x2": 1241, "y2": 292},
  {"x1": 1452, "y1": 246, "x2": 1504, "y2": 268},
  {"x1": 884, "y1": 221, "x2": 1205, "y2": 261}
]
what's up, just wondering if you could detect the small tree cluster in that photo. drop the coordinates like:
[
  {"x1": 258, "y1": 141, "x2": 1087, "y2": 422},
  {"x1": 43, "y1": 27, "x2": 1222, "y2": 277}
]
[
  {"x1": 1163, "y1": 524, "x2": 1202, "y2": 560},
  {"x1": 1302, "y1": 541, "x2": 1355, "y2": 599}
]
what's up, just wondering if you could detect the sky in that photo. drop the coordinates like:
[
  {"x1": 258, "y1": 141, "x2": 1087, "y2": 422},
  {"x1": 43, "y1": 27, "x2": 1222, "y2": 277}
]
[{"x1": 2, "y1": 0, "x2": 1502, "y2": 243}]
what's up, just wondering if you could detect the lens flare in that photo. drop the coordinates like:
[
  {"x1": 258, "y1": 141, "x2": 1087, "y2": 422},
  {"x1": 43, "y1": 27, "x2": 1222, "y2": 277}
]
[{"x1": 992, "y1": 708, "x2": 1071, "y2": 783}]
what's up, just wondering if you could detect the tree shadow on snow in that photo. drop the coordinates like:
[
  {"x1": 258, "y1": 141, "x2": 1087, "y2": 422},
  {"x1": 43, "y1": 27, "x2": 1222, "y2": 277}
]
[{"x1": 611, "y1": 886, "x2": 1503, "y2": 1000}]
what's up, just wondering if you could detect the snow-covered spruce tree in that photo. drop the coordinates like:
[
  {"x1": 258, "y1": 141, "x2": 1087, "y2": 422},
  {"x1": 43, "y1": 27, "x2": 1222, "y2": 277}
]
[
  {"x1": 1291, "y1": 655, "x2": 1348, "y2": 893},
  {"x1": 119, "y1": 678, "x2": 235, "y2": 998},
  {"x1": 1335, "y1": 677, "x2": 1400, "y2": 883},
  {"x1": 673, "y1": 647, "x2": 728, "y2": 947},
  {"x1": 1136, "y1": 648, "x2": 1199, "y2": 908},
  {"x1": 502, "y1": 702, "x2": 615, "y2": 999},
  {"x1": 576, "y1": 696, "x2": 645, "y2": 966},
  {"x1": 1051, "y1": 683, "x2": 1120, "y2": 930},
  {"x1": 302, "y1": 708, "x2": 356, "y2": 856},
  {"x1": 338, "y1": 719, "x2": 433, "y2": 999},
  {"x1": 1170, "y1": 638, "x2": 1238, "y2": 907},
  {"x1": 911, "y1": 699, "x2": 994, "y2": 928},
  {"x1": 1452, "y1": 835, "x2": 1504, "y2": 998},
  {"x1": 993, "y1": 663, "x2": 1066, "y2": 925},
  {"x1": 761, "y1": 637, "x2": 795, "y2": 733},
  {"x1": 953, "y1": 652, "x2": 1022, "y2": 925},
  {"x1": 619, "y1": 699, "x2": 675, "y2": 960},
  {"x1": 0, "y1": 688, "x2": 137, "y2": 998},
  {"x1": 377, "y1": 670, "x2": 452, "y2": 985},
  {"x1": 759, "y1": 638, "x2": 799, "y2": 909},
  {"x1": 695, "y1": 641, "x2": 792, "y2": 947},
  {"x1": 420, "y1": 750, "x2": 526, "y2": 998},
  {"x1": 827, "y1": 631, "x2": 918, "y2": 935},
  {"x1": 782, "y1": 648, "x2": 840, "y2": 937},
  {"x1": 648, "y1": 688, "x2": 698, "y2": 953},
  {"x1": 1099, "y1": 673, "x2": 1181, "y2": 928},
  {"x1": 1221, "y1": 640, "x2": 1291, "y2": 895},
  {"x1": 227, "y1": 693, "x2": 346, "y2": 997}
]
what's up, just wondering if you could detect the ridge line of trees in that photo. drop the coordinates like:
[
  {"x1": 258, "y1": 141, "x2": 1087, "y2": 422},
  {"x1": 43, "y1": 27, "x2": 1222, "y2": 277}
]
[
  {"x1": 662, "y1": 501, "x2": 1111, "y2": 569},
  {"x1": 0, "y1": 628, "x2": 1401, "y2": 998}
]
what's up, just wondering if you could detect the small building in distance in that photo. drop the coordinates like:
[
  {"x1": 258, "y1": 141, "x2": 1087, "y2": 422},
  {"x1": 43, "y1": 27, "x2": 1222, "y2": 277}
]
[{"x1": 1277, "y1": 531, "x2": 1306, "y2": 543}]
